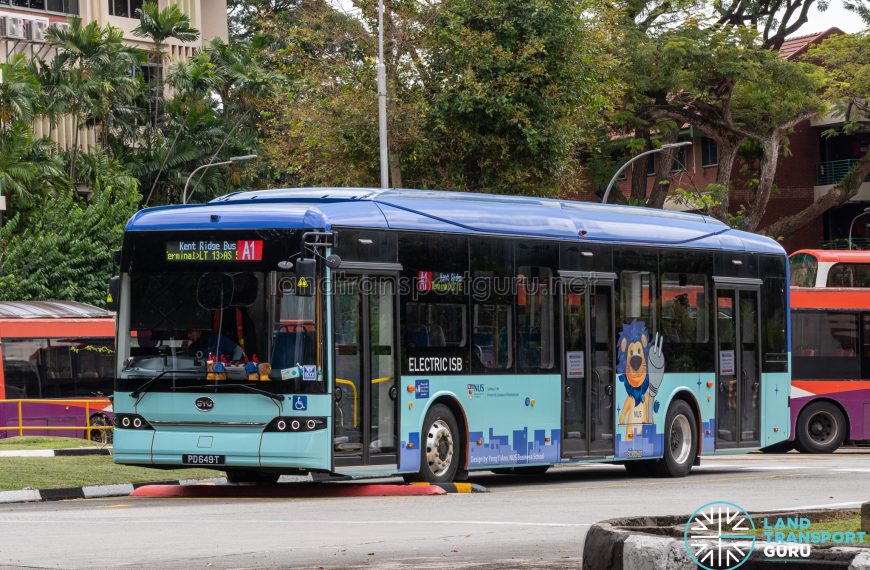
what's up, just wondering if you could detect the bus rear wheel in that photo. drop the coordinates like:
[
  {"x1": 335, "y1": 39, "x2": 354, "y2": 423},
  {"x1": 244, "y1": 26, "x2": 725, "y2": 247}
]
[
  {"x1": 796, "y1": 402, "x2": 845, "y2": 454},
  {"x1": 88, "y1": 414, "x2": 113, "y2": 445},
  {"x1": 406, "y1": 404, "x2": 464, "y2": 483},
  {"x1": 225, "y1": 470, "x2": 280, "y2": 485},
  {"x1": 652, "y1": 400, "x2": 697, "y2": 478}
]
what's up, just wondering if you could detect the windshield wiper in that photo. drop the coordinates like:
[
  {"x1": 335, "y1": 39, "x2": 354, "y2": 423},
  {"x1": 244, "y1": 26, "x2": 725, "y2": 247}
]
[
  {"x1": 172, "y1": 383, "x2": 285, "y2": 403},
  {"x1": 129, "y1": 370, "x2": 203, "y2": 400}
]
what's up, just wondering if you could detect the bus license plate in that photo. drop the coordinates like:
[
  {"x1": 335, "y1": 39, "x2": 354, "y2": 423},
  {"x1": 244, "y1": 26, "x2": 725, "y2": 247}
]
[{"x1": 182, "y1": 454, "x2": 225, "y2": 465}]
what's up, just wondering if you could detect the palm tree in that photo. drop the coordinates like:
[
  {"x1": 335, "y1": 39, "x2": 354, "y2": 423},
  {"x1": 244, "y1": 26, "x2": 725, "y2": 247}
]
[
  {"x1": 0, "y1": 54, "x2": 40, "y2": 131},
  {"x1": 133, "y1": 2, "x2": 199, "y2": 130},
  {"x1": 45, "y1": 19, "x2": 143, "y2": 183}
]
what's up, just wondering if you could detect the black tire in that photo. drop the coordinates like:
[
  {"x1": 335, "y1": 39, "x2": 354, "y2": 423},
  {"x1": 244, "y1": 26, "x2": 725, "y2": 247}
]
[
  {"x1": 225, "y1": 470, "x2": 280, "y2": 485},
  {"x1": 491, "y1": 465, "x2": 550, "y2": 476},
  {"x1": 411, "y1": 403, "x2": 463, "y2": 483},
  {"x1": 652, "y1": 400, "x2": 697, "y2": 478},
  {"x1": 88, "y1": 414, "x2": 113, "y2": 445},
  {"x1": 759, "y1": 441, "x2": 794, "y2": 454},
  {"x1": 623, "y1": 461, "x2": 655, "y2": 477},
  {"x1": 795, "y1": 401, "x2": 846, "y2": 454}
]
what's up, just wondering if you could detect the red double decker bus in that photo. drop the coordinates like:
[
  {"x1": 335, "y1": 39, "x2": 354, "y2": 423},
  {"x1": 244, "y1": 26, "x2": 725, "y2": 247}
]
[{"x1": 0, "y1": 302, "x2": 115, "y2": 443}]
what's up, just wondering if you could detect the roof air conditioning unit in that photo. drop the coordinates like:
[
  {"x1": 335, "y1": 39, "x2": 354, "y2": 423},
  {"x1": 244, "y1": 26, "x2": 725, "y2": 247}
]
[
  {"x1": 27, "y1": 19, "x2": 49, "y2": 43},
  {"x1": 1, "y1": 16, "x2": 27, "y2": 40}
]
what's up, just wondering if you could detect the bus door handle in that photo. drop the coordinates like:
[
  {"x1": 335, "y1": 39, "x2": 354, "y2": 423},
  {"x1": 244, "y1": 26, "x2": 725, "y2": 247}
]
[
  {"x1": 604, "y1": 384, "x2": 613, "y2": 397},
  {"x1": 753, "y1": 381, "x2": 759, "y2": 393}
]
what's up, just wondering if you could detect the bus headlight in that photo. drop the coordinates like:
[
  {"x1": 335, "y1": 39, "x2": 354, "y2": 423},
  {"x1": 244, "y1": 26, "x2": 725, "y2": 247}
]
[
  {"x1": 265, "y1": 417, "x2": 326, "y2": 433},
  {"x1": 114, "y1": 414, "x2": 153, "y2": 430}
]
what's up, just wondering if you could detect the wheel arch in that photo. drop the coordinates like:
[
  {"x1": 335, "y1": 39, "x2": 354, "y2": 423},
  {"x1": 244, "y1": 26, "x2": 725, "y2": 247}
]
[{"x1": 668, "y1": 389, "x2": 703, "y2": 459}]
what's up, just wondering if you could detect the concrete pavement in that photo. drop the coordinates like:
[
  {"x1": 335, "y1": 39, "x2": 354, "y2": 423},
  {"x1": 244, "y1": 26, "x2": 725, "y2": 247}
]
[{"x1": 0, "y1": 452, "x2": 867, "y2": 569}]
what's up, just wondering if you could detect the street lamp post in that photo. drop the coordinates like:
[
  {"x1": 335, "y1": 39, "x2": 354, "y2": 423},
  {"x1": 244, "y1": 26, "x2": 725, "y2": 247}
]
[
  {"x1": 847, "y1": 206, "x2": 870, "y2": 250},
  {"x1": 182, "y1": 154, "x2": 258, "y2": 205},
  {"x1": 377, "y1": 0, "x2": 389, "y2": 189},
  {"x1": 601, "y1": 141, "x2": 693, "y2": 204}
]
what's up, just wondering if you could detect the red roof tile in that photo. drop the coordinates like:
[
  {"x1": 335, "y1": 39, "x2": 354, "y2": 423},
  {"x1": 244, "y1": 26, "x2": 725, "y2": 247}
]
[{"x1": 779, "y1": 27, "x2": 845, "y2": 59}]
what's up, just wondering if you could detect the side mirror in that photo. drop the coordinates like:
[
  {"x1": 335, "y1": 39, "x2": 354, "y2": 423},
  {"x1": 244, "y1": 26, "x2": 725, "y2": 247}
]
[
  {"x1": 107, "y1": 276, "x2": 120, "y2": 312},
  {"x1": 294, "y1": 258, "x2": 316, "y2": 297}
]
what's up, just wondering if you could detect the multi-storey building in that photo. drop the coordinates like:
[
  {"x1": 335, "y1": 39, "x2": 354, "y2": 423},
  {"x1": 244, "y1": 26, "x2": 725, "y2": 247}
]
[{"x1": 0, "y1": 0, "x2": 228, "y2": 150}]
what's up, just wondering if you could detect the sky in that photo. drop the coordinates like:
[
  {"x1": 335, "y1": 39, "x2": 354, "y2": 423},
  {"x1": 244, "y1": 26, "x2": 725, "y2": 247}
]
[{"x1": 804, "y1": 1, "x2": 866, "y2": 33}]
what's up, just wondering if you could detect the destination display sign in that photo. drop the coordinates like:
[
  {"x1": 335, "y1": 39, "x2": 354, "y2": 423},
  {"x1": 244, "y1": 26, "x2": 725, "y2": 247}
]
[{"x1": 165, "y1": 240, "x2": 263, "y2": 262}]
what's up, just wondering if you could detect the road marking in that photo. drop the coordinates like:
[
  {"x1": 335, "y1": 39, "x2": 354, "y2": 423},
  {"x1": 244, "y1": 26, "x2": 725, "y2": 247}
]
[
  {"x1": 95, "y1": 504, "x2": 131, "y2": 509},
  {"x1": 0, "y1": 518, "x2": 592, "y2": 528}
]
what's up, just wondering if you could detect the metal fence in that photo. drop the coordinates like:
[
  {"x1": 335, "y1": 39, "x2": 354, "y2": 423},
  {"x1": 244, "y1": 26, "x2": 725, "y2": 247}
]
[
  {"x1": 817, "y1": 159, "x2": 870, "y2": 186},
  {"x1": 0, "y1": 399, "x2": 113, "y2": 441}
]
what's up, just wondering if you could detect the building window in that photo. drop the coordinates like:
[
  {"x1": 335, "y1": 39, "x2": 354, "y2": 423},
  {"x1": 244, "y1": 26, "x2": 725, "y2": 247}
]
[
  {"x1": 672, "y1": 144, "x2": 688, "y2": 172},
  {"x1": 701, "y1": 137, "x2": 718, "y2": 167},
  {"x1": 7, "y1": 0, "x2": 77, "y2": 12},
  {"x1": 109, "y1": 0, "x2": 144, "y2": 18},
  {"x1": 645, "y1": 155, "x2": 655, "y2": 176}
]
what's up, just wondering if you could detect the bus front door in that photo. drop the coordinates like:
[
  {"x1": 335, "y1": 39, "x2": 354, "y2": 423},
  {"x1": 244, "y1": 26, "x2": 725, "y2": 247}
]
[
  {"x1": 715, "y1": 285, "x2": 762, "y2": 449},
  {"x1": 562, "y1": 276, "x2": 616, "y2": 458},
  {"x1": 332, "y1": 272, "x2": 400, "y2": 471}
]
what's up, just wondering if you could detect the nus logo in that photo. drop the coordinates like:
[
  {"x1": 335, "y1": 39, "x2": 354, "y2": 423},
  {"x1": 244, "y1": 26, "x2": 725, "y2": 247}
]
[{"x1": 467, "y1": 384, "x2": 485, "y2": 399}]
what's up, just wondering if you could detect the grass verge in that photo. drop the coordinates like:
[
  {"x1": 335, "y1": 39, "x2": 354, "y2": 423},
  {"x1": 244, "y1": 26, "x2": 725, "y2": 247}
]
[
  {"x1": 0, "y1": 436, "x2": 103, "y2": 451},
  {"x1": 0, "y1": 455, "x2": 220, "y2": 491}
]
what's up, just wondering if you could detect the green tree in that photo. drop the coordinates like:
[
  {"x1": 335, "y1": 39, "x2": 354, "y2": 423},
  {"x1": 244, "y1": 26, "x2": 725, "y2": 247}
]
[
  {"x1": 0, "y1": 151, "x2": 140, "y2": 306},
  {"x1": 132, "y1": 1, "x2": 200, "y2": 132},
  {"x1": 417, "y1": 0, "x2": 615, "y2": 195}
]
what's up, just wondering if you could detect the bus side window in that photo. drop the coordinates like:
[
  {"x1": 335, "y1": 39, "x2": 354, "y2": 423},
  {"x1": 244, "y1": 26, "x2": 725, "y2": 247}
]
[{"x1": 471, "y1": 238, "x2": 514, "y2": 373}]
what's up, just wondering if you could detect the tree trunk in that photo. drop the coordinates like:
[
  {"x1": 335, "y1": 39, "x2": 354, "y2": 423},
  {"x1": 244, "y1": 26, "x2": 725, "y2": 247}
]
[
  {"x1": 648, "y1": 127, "x2": 678, "y2": 209},
  {"x1": 711, "y1": 137, "x2": 741, "y2": 221},
  {"x1": 761, "y1": 150, "x2": 870, "y2": 239},
  {"x1": 630, "y1": 130, "x2": 650, "y2": 202},
  {"x1": 746, "y1": 134, "x2": 781, "y2": 231}
]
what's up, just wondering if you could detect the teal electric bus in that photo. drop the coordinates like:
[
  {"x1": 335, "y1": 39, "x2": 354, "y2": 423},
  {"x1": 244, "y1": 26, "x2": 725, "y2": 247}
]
[{"x1": 112, "y1": 188, "x2": 791, "y2": 483}]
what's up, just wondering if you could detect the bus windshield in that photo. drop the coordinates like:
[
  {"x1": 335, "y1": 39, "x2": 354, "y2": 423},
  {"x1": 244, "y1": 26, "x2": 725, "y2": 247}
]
[{"x1": 118, "y1": 269, "x2": 325, "y2": 395}]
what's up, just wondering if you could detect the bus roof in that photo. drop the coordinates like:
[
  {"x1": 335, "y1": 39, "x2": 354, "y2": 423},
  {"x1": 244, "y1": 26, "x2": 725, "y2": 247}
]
[
  {"x1": 0, "y1": 301, "x2": 113, "y2": 320},
  {"x1": 789, "y1": 249, "x2": 870, "y2": 263},
  {"x1": 791, "y1": 287, "x2": 870, "y2": 310},
  {"x1": 125, "y1": 187, "x2": 784, "y2": 254}
]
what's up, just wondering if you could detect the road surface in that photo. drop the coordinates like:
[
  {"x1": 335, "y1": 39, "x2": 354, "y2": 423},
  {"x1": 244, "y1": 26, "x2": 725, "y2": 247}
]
[{"x1": 0, "y1": 451, "x2": 868, "y2": 569}]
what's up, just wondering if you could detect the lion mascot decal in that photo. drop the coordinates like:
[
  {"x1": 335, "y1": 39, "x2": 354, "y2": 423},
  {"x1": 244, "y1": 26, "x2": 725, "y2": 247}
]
[{"x1": 616, "y1": 320, "x2": 665, "y2": 440}]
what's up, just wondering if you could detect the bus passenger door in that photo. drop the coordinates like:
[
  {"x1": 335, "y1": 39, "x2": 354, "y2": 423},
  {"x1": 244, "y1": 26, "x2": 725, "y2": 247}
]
[
  {"x1": 562, "y1": 275, "x2": 616, "y2": 458},
  {"x1": 332, "y1": 271, "x2": 400, "y2": 471},
  {"x1": 715, "y1": 284, "x2": 762, "y2": 449}
]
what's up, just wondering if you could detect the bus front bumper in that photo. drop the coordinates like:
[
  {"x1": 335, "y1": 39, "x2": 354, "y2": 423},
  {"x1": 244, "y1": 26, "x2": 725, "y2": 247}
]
[{"x1": 113, "y1": 426, "x2": 331, "y2": 471}]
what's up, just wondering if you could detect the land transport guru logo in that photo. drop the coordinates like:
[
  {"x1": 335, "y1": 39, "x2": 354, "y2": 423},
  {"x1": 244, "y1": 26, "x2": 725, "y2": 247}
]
[{"x1": 684, "y1": 502, "x2": 756, "y2": 570}]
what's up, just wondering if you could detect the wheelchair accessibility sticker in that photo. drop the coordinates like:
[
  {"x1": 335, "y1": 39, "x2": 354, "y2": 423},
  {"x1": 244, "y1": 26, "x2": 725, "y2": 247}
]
[{"x1": 292, "y1": 395, "x2": 308, "y2": 411}]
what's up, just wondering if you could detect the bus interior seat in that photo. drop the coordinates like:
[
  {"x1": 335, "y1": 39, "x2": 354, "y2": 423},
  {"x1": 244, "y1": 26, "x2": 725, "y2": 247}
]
[
  {"x1": 428, "y1": 324, "x2": 446, "y2": 347},
  {"x1": 270, "y1": 331, "x2": 306, "y2": 370},
  {"x1": 406, "y1": 325, "x2": 429, "y2": 348}
]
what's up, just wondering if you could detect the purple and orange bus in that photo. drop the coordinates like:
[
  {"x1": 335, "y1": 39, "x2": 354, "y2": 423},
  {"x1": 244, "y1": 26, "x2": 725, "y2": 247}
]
[
  {"x1": 0, "y1": 302, "x2": 115, "y2": 443},
  {"x1": 788, "y1": 287, "x2": 870, "y2": 452}
]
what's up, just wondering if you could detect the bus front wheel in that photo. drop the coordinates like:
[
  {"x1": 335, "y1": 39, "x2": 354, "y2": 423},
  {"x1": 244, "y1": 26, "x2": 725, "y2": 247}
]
[
  {"x1": 407, "y1": 404, "x2": 464, "y2": 483},
  {"x1": 652, "y1": 400, "x2": 697, "y2": 478},
  {"x1": 796, "y1": 402, "x2": 846, "y2": 454}
]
